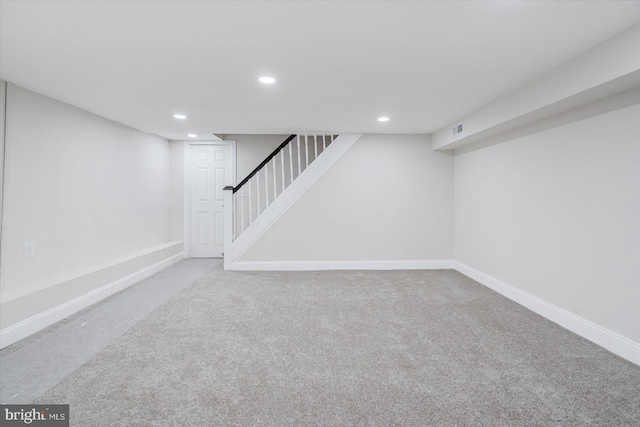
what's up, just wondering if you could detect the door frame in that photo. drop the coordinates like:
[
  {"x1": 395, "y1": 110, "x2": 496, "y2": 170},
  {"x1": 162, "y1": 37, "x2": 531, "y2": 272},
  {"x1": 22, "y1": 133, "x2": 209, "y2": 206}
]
[{"x1": 183, "y1": 140, "x2": 236, "y2": 258}]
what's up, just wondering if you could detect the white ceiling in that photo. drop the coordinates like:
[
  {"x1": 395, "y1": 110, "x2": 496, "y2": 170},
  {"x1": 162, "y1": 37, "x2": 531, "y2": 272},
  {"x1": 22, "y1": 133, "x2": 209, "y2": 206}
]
[{"x1": 1, "y1": 1, "x2": 639, "y2": 140}]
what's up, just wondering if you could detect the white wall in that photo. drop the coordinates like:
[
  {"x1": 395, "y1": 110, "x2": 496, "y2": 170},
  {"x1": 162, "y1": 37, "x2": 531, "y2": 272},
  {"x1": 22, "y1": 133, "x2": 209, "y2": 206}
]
[
  {"x1": 432, "y1": 23, "x2": 640, "y2": 151},
  {"x1": 0, "y1": 80, "x2": 5, "y2": 243},
  {"x1": 242, "y1": 134, "x2": 454, "y2": 262},
  {"x1": 169, "y1": 140, "x2": 185, "y2": 244},
  {"x1": 454, "y1": 103, "x2": 640, "y2": 344},
  {"x1": 0, "y1": 84, "x2": 180, "y2": 335}
]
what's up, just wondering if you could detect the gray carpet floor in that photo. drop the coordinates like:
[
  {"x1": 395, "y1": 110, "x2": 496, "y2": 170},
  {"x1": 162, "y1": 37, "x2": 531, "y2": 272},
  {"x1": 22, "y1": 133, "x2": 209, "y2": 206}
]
[{"x1": 34, "y1": 268, "x2": 640, "y2": 426}]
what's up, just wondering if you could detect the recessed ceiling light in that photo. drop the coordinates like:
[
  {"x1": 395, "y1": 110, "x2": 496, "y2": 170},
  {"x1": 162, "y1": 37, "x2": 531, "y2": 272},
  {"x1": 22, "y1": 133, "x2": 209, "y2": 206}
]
[
  {"x1": 188, "y1": 134, "x2": 197, "y2": 138},
  {"x1": 173, "y1": 114, "x2": 187, "y2": 119},
  {"x1": 259, "y1": 76, "x2": 276, "y2": 84},
  {"x1": 378, "y1": 116, "x2": 390, "y2": 122}
]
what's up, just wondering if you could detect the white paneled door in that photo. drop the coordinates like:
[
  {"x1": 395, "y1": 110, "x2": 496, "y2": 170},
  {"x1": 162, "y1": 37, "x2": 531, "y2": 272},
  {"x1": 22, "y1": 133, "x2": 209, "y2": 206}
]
[{"x1": 189, "y1": 144, "x2": 232, "y2": 257}]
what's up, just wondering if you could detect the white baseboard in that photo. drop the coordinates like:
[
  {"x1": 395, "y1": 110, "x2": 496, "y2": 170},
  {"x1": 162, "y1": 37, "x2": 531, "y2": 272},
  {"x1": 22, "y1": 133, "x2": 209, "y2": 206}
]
[
  {"x1": 230, "y1": 259, "x2": 455, "y2": 271},
  {"x1": 454, "y1": 261, "x2": 640, "y2": 366},
  {"x1": 0, "y1": 251, "x2": 185, "y2": 349}
]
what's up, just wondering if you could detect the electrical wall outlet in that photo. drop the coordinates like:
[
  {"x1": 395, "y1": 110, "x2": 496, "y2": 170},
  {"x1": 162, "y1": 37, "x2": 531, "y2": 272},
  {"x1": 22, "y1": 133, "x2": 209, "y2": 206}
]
[{"x1": 24, "y1": 242, "x2": 35, "y2": 258}]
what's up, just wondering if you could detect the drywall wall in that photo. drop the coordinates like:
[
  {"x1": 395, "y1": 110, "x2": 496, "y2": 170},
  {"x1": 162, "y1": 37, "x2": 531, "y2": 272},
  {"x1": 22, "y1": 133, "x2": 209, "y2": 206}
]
[
  {"x1": 169, "y1": 140, "x2": 185, "y2": 245},
  {"x1": 0, "y1": 80, "x2": 5, "y2": 244},
  {"x1": 432, "y1": 23, "x2": 640, "y2": 150},
  {"x1": 227, "y1": 134, "x2": 289, "y2": 181},
  {"x1": 454, "y1": 102, "x2": 640, "y2": 344},
  {"x1": 0, "y1": 84, "x2": 179, "y2": 333},
  {"x1": 242, "y1": 134, "x2": 454, "y2": 262}
]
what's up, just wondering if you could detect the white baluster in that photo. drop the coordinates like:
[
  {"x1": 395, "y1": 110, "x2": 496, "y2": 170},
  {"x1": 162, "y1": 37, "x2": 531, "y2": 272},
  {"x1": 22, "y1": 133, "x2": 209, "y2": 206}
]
[
  {"x1": 264, "y1": 166, "x2": 269, "y2": 207},
  {"x1": 280, "y1": 150, "x2": 285, "y2": 193},
  {"x1": 314, "y1": 134, "x2": 318, "y2": 159},
  {"x1": 297, "y1": 135, "x2": 301, "y2": 176},
  {"x1": 233, "y1": 192, "x2": 237, "y2": 240},
  {"x1": 256, "y1": 171, "x2": 261, "y2": 215},
  {"x1": 248, "y1": 181, "x2": 253, "y2": 225},
  {"x1": 236, "y1": 193, "x2": 239, "y2": 238},
  {"x1": 289, "y1": 142, "x2": 294, "y2": 185},
  {"x1": 322, "y1": 134, "x2": 326, "y2": 150},
  {"x1": 236, "y1": 188, "x2": 242, "y2": 233},
  {"x1": 305, "y1": 134, "x2": 309, "y2": 168},
  {"x1": 272, "y1": 157, "x2": 277, "y2": 200}
]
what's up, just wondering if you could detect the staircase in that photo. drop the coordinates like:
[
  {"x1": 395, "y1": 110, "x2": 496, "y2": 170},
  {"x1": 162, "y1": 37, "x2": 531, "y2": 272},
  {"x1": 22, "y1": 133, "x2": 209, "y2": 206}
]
[{"x1": 223, "y1": 133, "x2": 362, "y2": 269}]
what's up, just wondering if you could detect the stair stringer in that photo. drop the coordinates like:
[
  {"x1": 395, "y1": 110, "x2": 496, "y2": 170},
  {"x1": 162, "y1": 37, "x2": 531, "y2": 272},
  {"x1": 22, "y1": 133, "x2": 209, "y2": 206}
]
[{"x1": 225, "y1": 134, "x2": 362, "y2": 269}]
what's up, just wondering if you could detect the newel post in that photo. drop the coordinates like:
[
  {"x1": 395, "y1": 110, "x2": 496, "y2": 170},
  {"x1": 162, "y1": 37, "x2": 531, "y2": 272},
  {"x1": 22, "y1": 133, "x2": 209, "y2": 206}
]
[{"x1": 223, "y1": 186, "x2": 234, "y2": 270}]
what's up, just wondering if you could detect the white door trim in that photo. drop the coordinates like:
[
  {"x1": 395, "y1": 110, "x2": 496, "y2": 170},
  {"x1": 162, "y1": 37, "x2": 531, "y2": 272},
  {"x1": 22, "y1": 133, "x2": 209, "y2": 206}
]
[{"x1": 183, "y1": 140, "x2": 236, "y2": 258}]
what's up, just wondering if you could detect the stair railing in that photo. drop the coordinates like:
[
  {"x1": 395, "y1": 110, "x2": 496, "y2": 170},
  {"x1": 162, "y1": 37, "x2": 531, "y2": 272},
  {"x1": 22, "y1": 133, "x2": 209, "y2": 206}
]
[{"x1": 224, "y1": 134, "x2": 336, "y2": 241}]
